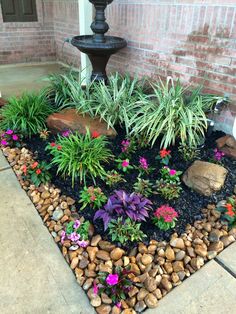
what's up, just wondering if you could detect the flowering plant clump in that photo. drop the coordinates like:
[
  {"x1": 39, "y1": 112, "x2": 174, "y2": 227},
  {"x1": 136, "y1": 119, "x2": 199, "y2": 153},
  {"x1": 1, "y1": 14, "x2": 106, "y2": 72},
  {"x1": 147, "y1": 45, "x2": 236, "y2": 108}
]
[
  {"x1": 0, "y1": 129, "x2": 20, "y2": 147},
  {"x1": 21, "y1": 161, "x2": 51, "y2": 187},
  {"x1": 94, "y1": 190, "x2": 152, "y2": 230},
  {"x1": 217, "y1": 197, "x2": 236, "y2": 228},
  {"x1": 108, "y1": 217, "x2": 146, "y2": 244},
  {"x1": 61, "y1": 220, "x2": 90, "y2": 248},
  {"x1": 79, "y1": 186, "x2": 107, "y2": 210},
  {"x1": 213, "y1": 148, "x2": 225, "y2": 163},
  {"x1": 152, "y1": 205, "x2": 178, "y2": 231},
  {"x1": 155, "y1": 167, "x2": 183, "y2": 200},
  {"x1": 105, "y1": 170, "x2": 126, "y2": 187},
  {"x1": 39, "y1": 129, "x2": 50, "y2": 141},
  {"x1": 178, "y1": 143, "x2": 199, "y2": 162},
  {"x1": 160, "y1": 166, "x2": 182, "y2": 183},
  {"x1": 116, "y1": 159, "x2": 133, "y2": 173},
  {"x1": 94, "y1": 266, "x2": 133, "y2": 305},
  {"x1": 120, "y1": 138, "x2": 136, "y2": 157},
  {"x1": 156, "y1": 148, "x2": 171, "y2": 165}
]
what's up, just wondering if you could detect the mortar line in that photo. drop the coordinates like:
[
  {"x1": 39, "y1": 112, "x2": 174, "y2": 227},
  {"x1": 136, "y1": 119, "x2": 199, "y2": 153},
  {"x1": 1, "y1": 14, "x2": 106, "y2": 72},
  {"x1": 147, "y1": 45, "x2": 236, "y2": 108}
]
[
  {"x1": 215, "y1": 257, "x2": 236, "y2": 279},
  {"x1": 0, "y1": 166, "x2": 11, "y2": 172}
]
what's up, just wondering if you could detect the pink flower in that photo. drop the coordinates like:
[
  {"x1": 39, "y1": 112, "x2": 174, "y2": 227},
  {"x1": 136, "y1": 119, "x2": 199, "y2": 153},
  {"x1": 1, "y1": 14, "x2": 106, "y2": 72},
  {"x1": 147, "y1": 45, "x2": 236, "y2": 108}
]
[
  {"x1": 61, "y1": 230, "x2": 66, "y2": 243},
  {"x1": 106, "y1": 273, "x2": 119, "y2": 286},
  {"x1": 77, "y1": 240, "x2": 88, "y2": 248},
  {"x1": 62, "y1": 130, "x2": 71, "y2": 137},
  {"x1": 68, "y1": 232, "x2": 80, "y2": 242},
  {"x1": 73, "y1": 220, "x2": 81, "y2": 229},
  {"x1": 169, "y1": 169, "x2": 176, "y2": 176},
  {"x1": 116, "y1": 302, "x2": 122, "y2": 309},
  {"x1": 154, "y1": 205, "x2": 178, "y2": 223},
  {"x1": 139, "y1": 157, "x2": 148, "y2": 170},
  {"x1": 1, "y1": 140, "x2": 8, "y2": 146},
  {"x1": 93, "y1": 281, "x2": 98, "y2": 295},
  {"x1": 121, "y1": 140, "x2": 130, "y2": 152},
  {"x1": 122, "y1": 160, "x2": 129, "y2": 167},
  {"x1": 5, "y1": 129, "x2": 13, "y2": 135},
  {"x1": 12, "y1": 134, "x2": 19, "y2": 141}
]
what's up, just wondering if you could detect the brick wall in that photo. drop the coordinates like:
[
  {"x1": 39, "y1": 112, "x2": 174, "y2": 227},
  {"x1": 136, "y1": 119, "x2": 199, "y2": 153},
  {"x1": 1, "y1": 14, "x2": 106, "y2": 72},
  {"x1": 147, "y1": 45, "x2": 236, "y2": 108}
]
[
  {"x1": 0, "y1": 0, "x2": 55, "y2": 64},
  {"x1": 105, "y1": 0, "x2": 236, "y2": 134},
  {"x1": 52, "y1": 0, "x2": 80, "y2": 67}
]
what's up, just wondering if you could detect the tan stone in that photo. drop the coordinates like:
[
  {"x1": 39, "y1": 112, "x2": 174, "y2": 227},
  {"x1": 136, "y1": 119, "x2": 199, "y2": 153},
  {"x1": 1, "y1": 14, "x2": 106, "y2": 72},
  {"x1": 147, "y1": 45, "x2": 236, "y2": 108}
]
[
  {"x1": 98, "y1": 240, "x2": 115, "y2": 252},
  {"x1": 96, "y1": 305, "x2": 111, "y2": 314},
  {"x1": 165, "y1": 246, "x2": 175, "y2": 260},
  {"x1": 145, "y1": 293, "x2": 158, "y2": 308},
  {"x1": 110, "y1": 248, "x2": 125, "y2": 261},
  {"x1": 141, "y1": 253, "x2": 153, "y2": 265},
  {"x1": 96, "y1": 250, "x2": 111, "y2": 261},
  {"x1": 173, "y1": 261, "x2": 184, "y2": 272},
  {"x1": 208, "y1": 241, "x2": 224, "y2": 253},
  {"x1": 182, "y1": 161, "x2": 228, "y2": 196},
  {"x1": 47, "y1": 108, "x2": 117, "y2": 137},
  {"x1": 87, "y1": 246, "x2": 98, "y2": 262},
  {"x1": 170, "y1": 238, "x2": 185, "y2": 250}
]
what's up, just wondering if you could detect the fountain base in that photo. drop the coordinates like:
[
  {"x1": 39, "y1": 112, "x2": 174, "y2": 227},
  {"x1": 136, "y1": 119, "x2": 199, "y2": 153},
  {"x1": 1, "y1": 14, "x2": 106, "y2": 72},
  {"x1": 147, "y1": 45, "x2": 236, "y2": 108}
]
[{"x1": 71, "y1": 35, "x2": 127, "y2": 82}]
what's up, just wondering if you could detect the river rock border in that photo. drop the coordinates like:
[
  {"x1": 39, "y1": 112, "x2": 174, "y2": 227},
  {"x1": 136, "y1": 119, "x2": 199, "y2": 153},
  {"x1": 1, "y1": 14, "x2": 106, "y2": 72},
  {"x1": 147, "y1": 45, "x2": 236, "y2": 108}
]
[{"x1": 2, "y1": 145, "x2": 236, "y2": 314}]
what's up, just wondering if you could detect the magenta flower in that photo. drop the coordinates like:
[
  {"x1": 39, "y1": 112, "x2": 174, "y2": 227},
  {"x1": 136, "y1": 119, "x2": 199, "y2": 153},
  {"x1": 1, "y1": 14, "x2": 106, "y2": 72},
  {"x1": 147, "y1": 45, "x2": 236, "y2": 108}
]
[
  {"x1": 93, "y1": 281, "x2": 98, "y2": 295},
  {"x1": 12, "y1": 134, "x2": 19, "y2": 141},
  {"x1": 77, "y1": 240, "x2": 88, "y2": 248},
  {"x1": 121, "y1": 140, "x2": 130, "y2": 152},
  {"x1": 214, "y1": 148, "x2": 225, "y2": 161},
  {"x1": 106, "y1": 273, "x2": 119, "y2": 286},
  {"x1": 122, "y1": 160, "x2": 129, "y2": 167},
  {"x1": 139, "y1": 157, "x2": 148, "y2": 170},
  {"x1": 61, "y1": 230, "x2": 66, "y2": 243},
  {"x1": 1, "y1": 140, "x2": 8, "y2": 146},
  {"x1": 5, "y1": 129, "x2": 13, "y2": 135},
  {"x1": 62, "y1": 130, "x2": 71, "y2": 137},
  {"x1": 73, "y1": 220, "x2": 81, "y2": 229},
  {"x1": 116, "y1": 302, "x2": 122, "y2": 309},
  {"x1": 68, "y1": 232, "x2": 80, "y2": 242},
  {"x1": 169, "y1": 169, "x2": 176, "y2": 176}
]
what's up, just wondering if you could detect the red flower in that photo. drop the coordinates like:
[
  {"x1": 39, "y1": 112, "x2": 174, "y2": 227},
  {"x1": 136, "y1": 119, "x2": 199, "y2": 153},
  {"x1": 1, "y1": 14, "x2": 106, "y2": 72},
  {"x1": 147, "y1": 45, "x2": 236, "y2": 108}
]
[
  {"x1": 31, "y1": 161, "x2": 39, "y2": 169},
  {"x1": 57, "y1": 145, "x2": 62, "y2": 150},
  {"x1": 160, "y1": 149, "x2": 171, "y2": 158},
  {"x1": 36, "y1": 169, "x2": 41, "y2": 175},
  {"x1": 225, "y1": 203, "x2": 235, "y2": 217},
  {"x1": 50, "y1": 142, "x2": 56, "y2": 147},
  {"x1": 91, "y1": 131, "x2": 100, "y2": 138},
  {"x1": 22, "y1": 165, "x2": 27, "y2": 175}
]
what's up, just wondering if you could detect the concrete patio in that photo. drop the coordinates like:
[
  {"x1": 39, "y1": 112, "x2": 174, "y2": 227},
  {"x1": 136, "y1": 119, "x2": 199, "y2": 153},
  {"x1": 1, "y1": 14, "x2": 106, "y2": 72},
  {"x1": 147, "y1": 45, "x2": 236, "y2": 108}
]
[{"x1": 1, "y1": 150, "x2": 236, "y2": 314}]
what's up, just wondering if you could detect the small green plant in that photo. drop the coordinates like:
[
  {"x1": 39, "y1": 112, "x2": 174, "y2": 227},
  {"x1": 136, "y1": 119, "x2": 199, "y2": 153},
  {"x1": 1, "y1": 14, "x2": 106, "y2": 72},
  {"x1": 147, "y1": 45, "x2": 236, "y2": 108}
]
[
  {"x1": 39, "y1": 129, "x2": 51, "y2": 141},
  {"x1": 108, "y1": 217, "x2": 146, "y2": 244},
  {"x1": 133, "y1": 178, "x2": 153, "y2": 197},
  {"x1": 152, "y1": 205, "x2": 178, "y2": 231},
  {"x1": 116, "y1": 159, "x2": 133, "y2": 173},
  {"x1": 217, "y1": 197, "x2": 236, "y2": 228},
  {"x1": 105, "y1": 170, "x2": 126, "y2": 186},
  {"x1": 178, "y1": 143, "x2": 200, "y2": 162},
  {"x1": 46, "y1": 130, "x2": 113, "y2": 186},
  {"x1": 22, "y1": 161, "x2": 51, "y2": 187},
  {"x1": 61, "y1": 219, "x2": 90, "y2": 248},
  {"x1": 94, "y1": 265, "x2": 133, "y2": 306},
  {"x1": 79, "y1": 186, "x2": 107, "y2": 210},
  {"x1": 0, "y1": 93, "x2": 53, "y2": 137},
  {"x1": 120, "y1": 138, "x2": 137, "y2": 158},
  {"x1": 155, "y1": 166, "x2": 183, "y2": 200}
]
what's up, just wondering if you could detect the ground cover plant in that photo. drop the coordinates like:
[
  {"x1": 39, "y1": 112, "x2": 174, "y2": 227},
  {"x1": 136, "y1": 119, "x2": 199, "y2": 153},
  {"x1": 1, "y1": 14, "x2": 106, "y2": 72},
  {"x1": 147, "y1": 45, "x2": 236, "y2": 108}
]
[{"x1": 1, "y1": 72, "x2": 236, "y2": 313}]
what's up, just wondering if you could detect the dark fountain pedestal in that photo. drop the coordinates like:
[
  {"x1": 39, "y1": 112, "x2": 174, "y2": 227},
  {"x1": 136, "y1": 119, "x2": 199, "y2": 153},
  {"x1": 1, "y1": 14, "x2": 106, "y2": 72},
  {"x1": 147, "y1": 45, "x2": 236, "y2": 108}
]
[{"x1": 71, "y1": 0, "x2": 127, "y2": 83}]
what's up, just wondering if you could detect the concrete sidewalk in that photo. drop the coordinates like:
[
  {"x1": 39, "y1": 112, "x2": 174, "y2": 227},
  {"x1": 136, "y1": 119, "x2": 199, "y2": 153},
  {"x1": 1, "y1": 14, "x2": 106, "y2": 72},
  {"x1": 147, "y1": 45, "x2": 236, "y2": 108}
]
[{"x1": 1, "y1": 150, "x2": 236, "y2": 314}]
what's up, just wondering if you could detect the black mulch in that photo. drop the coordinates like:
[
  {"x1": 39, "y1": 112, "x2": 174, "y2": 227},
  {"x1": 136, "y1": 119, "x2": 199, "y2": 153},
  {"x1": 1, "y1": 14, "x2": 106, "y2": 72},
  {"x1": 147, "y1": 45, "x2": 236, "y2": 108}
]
[{"x1": 24, "y1": 130, "x2": 236, "y2": 249}]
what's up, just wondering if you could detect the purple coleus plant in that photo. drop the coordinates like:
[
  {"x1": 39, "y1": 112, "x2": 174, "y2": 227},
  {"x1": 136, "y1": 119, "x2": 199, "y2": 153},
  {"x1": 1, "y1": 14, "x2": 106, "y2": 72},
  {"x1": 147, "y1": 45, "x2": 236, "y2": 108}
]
[{"x1": 94, "y1": 190, "x2": 152, "y2": 230}]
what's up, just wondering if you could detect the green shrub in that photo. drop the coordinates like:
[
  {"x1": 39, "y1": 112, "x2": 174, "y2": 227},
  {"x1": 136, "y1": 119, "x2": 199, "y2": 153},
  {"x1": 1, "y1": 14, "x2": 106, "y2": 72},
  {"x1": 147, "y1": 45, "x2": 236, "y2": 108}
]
[
  {"x1": 76, "y1": 72, "x2": 145, "y2": 132},
  {"x1": 129, "y1": 77, "x2": 224, "y2": 148},
  {"x1": 46, "y1": 130, "x2": 113, "y2": 186},
  {"x1": 108, "y1": 217, "x2": 146, "y2": 244},
  {"x1": 133, "y1": 178, "x2": 153, "y2": 197},
  {"x1": 0, "y1": 93, "x2": 53, "y2": 137},
  {"x1": 79, "y1": 186, "x2": 107, "y2": 210},
  {"x1": 42, "y1": 71, "x2": 89, "y2": 110}
]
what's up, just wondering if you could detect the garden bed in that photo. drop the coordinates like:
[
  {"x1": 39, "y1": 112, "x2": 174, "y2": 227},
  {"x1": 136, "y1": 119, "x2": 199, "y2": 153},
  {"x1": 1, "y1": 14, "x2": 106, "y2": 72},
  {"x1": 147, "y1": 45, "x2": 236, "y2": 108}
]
[{"x1": 1, "y1": 73, "x2": 236, "y2": 313}]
